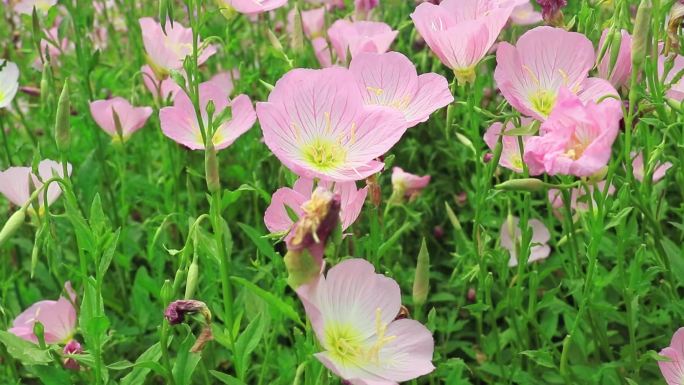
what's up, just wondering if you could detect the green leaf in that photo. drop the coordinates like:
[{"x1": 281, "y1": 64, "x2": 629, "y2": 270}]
[
  {"x1": 172, "y1": 327, "x2": 202, "y2": 385},
  {"x1": 234, "y1": 313, "x2": 268, "y2": 378},
  {"x1": 29, "y1": 365, "x2": 72, "y2": 385},
  {"x1": 520, "y1": 349, "x2": 556, "y2": 369},
  {"x1": 237, "y1": 222, "x2": 278, "y2": 260},
  {"x1": 0, "y1": 330, "x2": 52, "y2": 365},
  {"x1": 605, "y1": 207, "x2": 633, "y2": 230},
  {"x1": 210, "y1": 370, "x2": 248, "y2": 385},
  {"x1": 230, "y1": 276, "x2": 304, "y2": 327},
  {"x1": 120, "y1": 342, "x2": 163, "y2": 385}
]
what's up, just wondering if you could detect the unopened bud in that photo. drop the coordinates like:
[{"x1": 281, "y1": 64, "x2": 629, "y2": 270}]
[
  {"x1": 412, "y1": 238, "x2": 430, "y2": 307},
  {"x1": 467, "y1": 287, "x2": 476, "y2": 302},
  {"x1": 160, "y1": 279, "x2": 173, "y2": 305},
  {"x1": 267, "y1": 28, "x2": 284, "y2": 53},
  {"x1": 366, "y1": 174, "x2": 381, "y2": 207},
  {"x1": 483, "y1": 152, "x2": 493, "y2": 163},
  {"x1": 290, "y1": 5, "x2": 304, "y2": 52},
  {"x1": 0, "y1": 208, "x2": 27, "y2": 248},
  {"x1": 55, "y1": 82, "x2": 71, "y2": 153},
  {"x1": 631, "y1": 0, "x2": 652, "y2": 70},
  {"x1": 495, "y1": 178, "x2": 546, "y2": 192},
  {"x1": 63, "y1": 339, "x2": 83, "y2": 370},
  {"x1": 205, "y1": 141, "x2": 220, "y2": 194},
  {"x1": 184, "y1": 257, "x2": 199, "y2": 299}
]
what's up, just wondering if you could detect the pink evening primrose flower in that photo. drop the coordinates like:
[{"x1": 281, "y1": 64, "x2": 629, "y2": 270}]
[
  {"x1": 160, "y1": 76, "x2": 256, "y2": 150},
  {"x1": 500, "y1": 217, "x2": 550, "y2": 267},
  {"x1": 349, "y1": 51, "x2": 454, "y2": 127},
  {"x1": 216, "y1": 0, "x2": 288, "y2": 15},
  {"x1": 354, "y1": 0, "x2": 379, "y2": 19},
  {"x1": 264, "y1": 177, "x2": 368, "y2": 237},
  {"x1": 659, "y1": 327, "x2": 684, "y2": 385},
  {"x1": 9, "y1": 282, "x2": 77, "y2": 344},
  {"x1": 89, "y1": 97, "x2": 153, "y2": 141},
  {"x1": 327, "y1": 20, "x2": 398, "y2": 63},
  {"x1": 13, "y1": 0, "x2": 57, "y2": 14},
  {"x1": 256, "y1": 67, "x2": 408, "y2": 182},
  {"x1": 312, "y1": 37, "x2": 333, "y2": 68},
  {"x1": 495, "y1": 26, "x2": 620, "y2": 120},
  {"x1": 658, "y1": 49, "x2": 684, "y2": 102},
  {"x1": 288, "y1": 7, "x2": 326, "y2": 39},
  {"x1": 483, "y1": 119, "x2": 534, "y2": 173},
  {"x1": 510, "y1": 1, "x2": 542, "y2": 25},
  {"x1": 548, "y1": 181, "x2": 615, "y2": 214},
  {"x1": 141, "y1": 65, "x2": 182, "y2": 102},
  {"x1": 523, "y1": 89, "x2": 622, "y2": 177},
  {"x1": 392, "y1": 167, "x2": 430, "y2": 199},
  {"x1": 297, "y1": 258, "x2": 435, "y2": 384},
  {"x1": 0, "y1": 59, "x2": 19, "y2": 109},
  {"x1": 597, "y1": 29, "x2": 632, "y2": 90},
  {"x1": 139, "y1": 18, "x2": 217, "y2": 76},
  {"x1": 0, "y1": 159, "x2": 72, "y2": 208},
  {"x1": 411, "y1": 0, "x2": 514, "y2": 83},
  {"x1": 631, "y1": 152, "x2": 672, "y2": 183}
]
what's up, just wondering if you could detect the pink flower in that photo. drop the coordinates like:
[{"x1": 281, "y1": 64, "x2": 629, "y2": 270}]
[
  {"x1": 288, "y1": 7, "x2": 326, "y2": 38},
  {"x1": 354, "y1": 0, "x2": 379, "y2": 19},
  {"x1": 523, "y1": 90, "x2": 622, "y2": 177},
  {"x1": 217, "y1": 0, "x2": 288, "y2": 15},
  {"x1": 0, "y1": 59, "x2": 19, "y2": 109},
  {"x1": 265, "y1": 177, "x2": 368, "y2": 236},
  {"x1": 139, "y1": 18, "x2": 217, "y2": 76},
  {"x1": 483, "y1": 119, "x2": 535, "y2": 173},
  {"x1": 141, "y1": 65, "x2": 182, "y2": 102},
  {"x1": 256, "y1": 67, "x2": 407, "y2": 182},
  {"x1": 0, "y1": 159, "x2": 72, "y2": 208},
  {"x1": 312, "y1": 37, "x2": 333, "y2": 68},
  {"x1": 297, "y1": 259, "x2": 435, "y2": 384},
  {"x1": 597, "y1": 29, "x2": 632, "y2": 89},
  {"x1": 495, "y1": 26, "x2": 619, "y2": 120},
  {"x1": 349, "y1": 51, "x2": 454, "y2": 127},
  {"x1": 659, "y1": 327, "x2": 684, "y2": 385},
  {"x1": 631, "y1": 152, "x2": 672, "y2": 183},
  {"x1": 35, "y1": 25, "x2": 72, "y2": 70},
  {"x1": 659, "y1": 50, "x2": 684, "y2": 102},
  {"x1": 548, "y1": 181, "x2": 615, "y2": 214},
  {"x1": 500, "y1": 217, "x2": 550, "y2": 267},
  {"x1": 391, "y1": 167, "x2": 430, "y2": 199},
  {"x1": 13, "y1": 0, "x2": 57, "y2": 14},
  {"x1": 160, "y1": 76, "x2": 256, "y2": 150},
  {"x1": 510, "y1": 1, "x2": 542, "y2": 25},
  {"x1": 411, "y1": 0, "x2": 514, "y2": 83},
  {"x1": 9, "y1": 282, "x2": 77, "y2": 344},
  {"x1": 327, "y1": 20, "x2": 398, "y2": 63},
  {"x1": 306, "y1": 0, "x2": 345, "y2": 9},
  {"x1": 89, "y1": 97, "x2": 153, "y2": 140}
]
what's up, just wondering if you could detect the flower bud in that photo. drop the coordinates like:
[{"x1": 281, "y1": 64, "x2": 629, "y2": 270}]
[
  {"x1": 290, "y1": 5, "x2": 304, "y2": 52},
  {"x1": 160, "y1": 279, "x2": 173, "y2": 305},
  {"x1": 0, "y1": 208, "x2": 27, "y2": 248},
  {"x1": 63, "y1": 339, "x2": 83, "y2": 370},
  {"x1": 366, "y1": 174, "x2": 382, "y2": 207},
  {"x1": 631, "y1": 0, "x2": 652, "y2": 71},
  {"x1": 412, "y1": 238, "x2": 430, "y2": 307},
  {"x1": 495, "y1": 178, "x2": 546, "y2": 192},
  {"x1": 184, "y1": 257, "x2": 199, "y2": 299},
  {"x1": 55, "y1": 82, "x2": 71, "y2": 153},
  {"x1": 205, "y1": 140, "x2": 220, "y2": 194}
]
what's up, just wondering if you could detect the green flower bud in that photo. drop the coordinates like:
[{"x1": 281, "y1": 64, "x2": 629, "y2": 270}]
[
  {"x1": 631, "y1": 0, "x2": 652, "y2": 71},
  {"x1": 184, "y1": 257, "x2": 199, "y2": 300},
  {"x1": 412, "y1": 238, "x2": 430, "y2": 307},
  {"x1": 55, "y1": 82, "x2": 71, "y2": 153},
  {"x1": 495, "y1": 178, "x2": 546, "y2": 192},
  {"x1": 205, "y1": 140, "x2": 220, "y2": 194},
  {"x1": 0, "y1": 208, "x2": 27, "y2": 248}
]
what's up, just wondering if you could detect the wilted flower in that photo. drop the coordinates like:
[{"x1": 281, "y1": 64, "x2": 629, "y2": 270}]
[
  {"x1": 597, "y1": 29, "x2": 633, "y2": 89},
  {"x1": 523, "y1": 90, "x2": 622, "y2": 177},
  {"x1": 256, "y1": 67, "x2": 407, "y2": 182},
  {"x1": 411, "y1": 0, "x2": 514, "y2": 83},
  {"x1": 0, "y1": 60, "x2": 19, "y2": 109},
  {"x1": 495, "y1": 26, "x2": 620, "y2": 120},
  {"x1": 536, "y1": 0, "x2": 566, "y2": 23},
  {"x1": 63, "y1": 339, "x2": 83, "y2": 370},
  {"x1": 659, "y1": 327, "x2": 684, "y2": 385},
  {"x1": 164, "y1": 300, "x2": 213, "y2": 352},
  {"x1": 297, "y1": 258, "x2": 435, "y2": 384},
  {"x1": 216, "y1": 0, "x2": 288, "y2": 15},
  {"x1": 483, "y1": 119, "x2": 534, "y2": 173},
  {"x1": 139, "y1": 18, "x2": 217, "y2": 77},
  {"x1": 9, "y1": 282, "x2": 77, "y2": 344},
  {"x1": 500, "y1": 217, "x2": 550, "y2": 267},
  {"x1": 349, "y1": 51, "x2": 453, "y2": 127},
  {"x1": 354, "y1": 0, "x2": 379, "y2": 19},
  {"x1": 391, "y1": 167, "x2": 430, "y2": 202},
  {"x1": 0, "y1": 159, "x2": 72, "y2": 209},
  {"x1": 160, "y1": 76, "x2": 255, "y2": 150},
  {"x1": 89, "y1": 97, "x2": 153, "y2": 141},
  {"x1": 287, "y1": 187, "x2": 342, "y2": 253},
  {"x1": 13, "y1": 0, "x2": 57, "y2": 14},
  {"x1": 327, "y1": 20, "x2": 398, "y2": 63},
  {"x1": 631, "y1": 152, "x2": 672, "y2": 183}
]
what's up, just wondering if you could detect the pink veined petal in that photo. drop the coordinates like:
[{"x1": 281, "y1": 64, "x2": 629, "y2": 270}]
[
  {"x1": 432, "y1": 20, "x2": 489, "y2": 70},
  {"x1": 9, "y1": 282, "x2": 77, "y2": 344},
  {"x1": 577, "y1": 77, "x2": 621, "y2": 111},
  {"x1": 160, "y1": 96, "x2": 204, "y2": 150},
  {"x1": 89, "y1": 98, "x2": 152, "y2": 137},
  {"x1": 333, "y1": 182, "x2": 367, "y2": 230},
  {"x1": 0, "y1": 166, "x2": 32, "y2": 206},
  {"x1": 264, "y1": 187, "x2": 307, "y2": 233},
  {"x1": 314, "y1": 351, "x2": 392, "y2": 383},
  {"x1": 312, "y1": 37, "x2": 333, "y2": 68},
  {"x1": 494, "y1": 42, "x2": 541, "y2": 119},
  {"x1": 141, "y1": 65, "x2": 182, "y2": 101},
  {"x1": 213, "y1": 94, "x2": 256, "y2": 150},
  {"x1": 659, "y1": 347, "x2": 684, "y2": 385},
  {"x1": 37, "y1": 159, "x2": 72, "y2": 206},
  {"x1": 510, "y1": 2, "x2": 542, "y2": 25},
  {"x1": 344, "y1": 107, "x2": 407, "y2": 171},
  {"x1": 672, "y1": 327, "x2": 684, "y2": 357},
  {"x1": 208, "y1": 71, "x2": 236, "y2": 97},
  {"x1": 405, "y1": 72, "x2": 454, "y2": 125}
]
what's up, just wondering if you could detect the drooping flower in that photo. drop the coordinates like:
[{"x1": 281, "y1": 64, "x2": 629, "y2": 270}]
[
  {"x1": 297, "y1": 258, "x2": 435, "y2": 384},
  {"x1": 391, "y1": 167, "x2": 430, "y2": 202},
  {"x1": 141, "y1": 65, "x2": 182, "y2": 102},
  {"x1": 483, "y1": 119, "x2": 534, "y2": 173},
  {"x1": 510, "y1": 1, "x2": 542, "y2": 25},
  {"x1": 265, "y1": 177, "x2": 368, "y2": 237},
  {"x1": 349, "y1": 51, "x2": 454, "y2": 127},
  {"x1": 89, "y1": 97, "x2": 153, "y2": 141},
  {"x1": 354, "y1": 0, "x2": 379, "y2": 19},
  {"x1": 495, "y1": 26, "x2": 620, "y2": 120},
  {"x1": 63, "y1": 340, "x2": 83, "y2": 370},
  {"x1": 256, "y1": 67, "x2": 407, "y2": 182},
  {"x1": 659, "y1": 327, "x2": 684, "y2": 385},
  {"x1": 327, "y1": 20, "x2": 398, "y2": 63},
  {"x1": 160, "y1": 76, "x2": 256, "y2": 150},
  {"x1": 411, "y1": 0, "x2": 514, "y2": 83},
  {"x1": 0, "y1": 60, "x2": 19, "y2": 109},
  {"x1": 500, "y1": 217, "x2": 550, "y2": 267},
  {"x1": 631, "y1": 152, "x2": 672, "y2": 183},
  {"x1": 13, "y1": 0, "x2": 57, "y2": 14},
  {"x1": 535, "y1": 0, "x2": 566, "y2": 23},
  {"x1": 164, "y1": 300, "x2": 213, "y2": 353},
  {"x1": 139, "y1": 18, "x2": 217, "y2": 77},
  {"x1": 523, "y1": 90, "x2": 622, "y2": 177},
  {"x1": 597, "y1": 29, "x2": 632, "y2": 89},
  {"x1": 216, "y1": 0, "x2": 288, "y2": 15},
  {"x1": 9, "y1": 282, "x2": 77, "y2": 344},
  {"x1": 0, "y1": 159, "x2": 72, "y2": 209}
]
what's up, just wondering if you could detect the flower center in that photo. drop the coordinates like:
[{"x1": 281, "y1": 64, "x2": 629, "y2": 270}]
[
  {"x1": 530, "y1": 90, "x2": 556, "y2": 117},
  {"x1": 324, "y1": 308, "x2": 397, "y2": 366},
  {"x1": 302, "y1": 138, "x2": 346, "y2": 171}
]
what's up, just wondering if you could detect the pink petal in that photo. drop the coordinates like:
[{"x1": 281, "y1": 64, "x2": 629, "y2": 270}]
[
  {"x1": 264, "y1": 187, "x2": 307, "y2": 233},
  {"x1": 214, "y1": 94, "x2": 256, "y2": 150}
]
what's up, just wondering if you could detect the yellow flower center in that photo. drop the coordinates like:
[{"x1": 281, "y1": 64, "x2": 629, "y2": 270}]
[
  {"x1": 454, "y1": 67, "x2": 476, "y2": 85},
  {"x1": 530, "y1": 90, "x2": 557, "y2": 117},
  {"x1": 302, "y1": 138, "x2": 346, "y2": 171},
  {"x1": 324, "y1": 308, "x2": 397, "y2": 366},
  {"x1": 510, "y1": 154, "x2": 524, "y2": 170}
]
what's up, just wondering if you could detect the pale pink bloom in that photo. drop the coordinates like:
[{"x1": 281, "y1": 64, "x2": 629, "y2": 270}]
[
  {"x1": 288, "y1": 7, "x2": 326, "y2": 38},
  {"x1": 349, "y1": 51, "x2": 453, "y2": 127},
  {"x1": 139, "y1": 18, "x2": 217, "y2": 75},
  {"x1": 483, "y1": 119, "x2": 533, "y2": 173},
  {"x1": 217, "y1": 0, "x2": 288, "y2": 15},
  {"x1": 0, "y1": 159, "x2": 72, "y2": 208},
  {"x1": 658, "y1": 50, "x2": 684, "y2": 102},
  {"x1": 631, "y1": 152, "x2": 672, "y2": 183},
  {"x1": 548, "y1": 181, "x2": 614, "y2": 213},
  {"x1": 141, "y1": 65, "x2": 182, "y2": 101},
  {"x1": 327, "y1": 20, "x2": 398, "y2": 63},
  {"x1": 392, "y1": 167, "x2": 430, "y2": 198},
  {"x1": 523, "y1": 90, "x2": 622, "y2": 177},
  {"x1": 9, "y1": 282, "x2": 77, "y2": 344},
  {"x1": 510, "y1": 1, "x2": 542, "y2": 25},
  {"x1": 256, "y1": 67, "x2": 407, "y2": 182},
  {"x1": 312, "y1": 37, "x2": 333, "y2": 68},
  {"x1": 297, "y1": 258, "x2": 435, "y2": 384},
  {"x1": 597, "y1": 29, "x2": 632, "y2": 89},
  {"x1": 35, "y1": 25, "x2": 72, "y2": 70},
  {"x1": 13, "y1": 0, "x2": 57, "y2": 14},
  {"x1": 495, "y1": 26, "x2": 620, "y2": 120},
  {"x1": 354, "y1": 0, "x2": 379, "y2": 19},
  {"x1": 0, "y1": 59, "x2": 19, "y2": 109},
  {"x1": 89, "y1": 97, "x2": 153, "y2": 140},
  {"x1": 265, "y1": 177, "x2": 368, "y2": 236},
  {"x1": 659, "y1": 327, "x2": 684, "y2": 385},
  {"x1": 500, "y1": 217, "x2": 550, "y2": 267},
  {"x1": 160, "y1": 77, "x2": 255, "y2": 150},
  {"x1": 411, "y1": 0, "x2": 513, "y2": 83}
]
